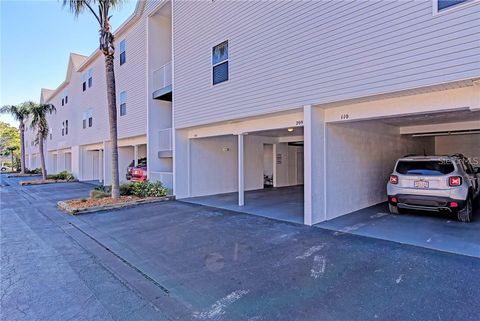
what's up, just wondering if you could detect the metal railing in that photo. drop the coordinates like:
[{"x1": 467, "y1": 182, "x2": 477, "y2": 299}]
[
  {"x1": 152, "y1": 61, "x2": 172, "y2": 92},
  {"x1": 158, "y1": 128, "x2": 173, "y2": 151}
]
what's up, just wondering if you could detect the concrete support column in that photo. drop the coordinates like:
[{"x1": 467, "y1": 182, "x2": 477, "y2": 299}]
[
  {"x1": 173, "y1": 130, "x2": 190, "y2": 198},
  {"x1": 133, "y1": 145, "x2": 139, "y2": 166},
  {"x1": 238, "y1": 134, "x2": 245, "y2": 206},
  {"x1": 99, "y1": 149, "x2": 104, "y2": 183},
  {"x1": 303, "y1": 104, "x2": 326, "y2": 226}
]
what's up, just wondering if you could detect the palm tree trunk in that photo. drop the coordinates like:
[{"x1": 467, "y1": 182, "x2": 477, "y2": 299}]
[
  {"x1": 104, "y1": 54, "x2": 120, "y2": 198},
  {"x1": 38, "y1": 135, "x2": 47, "y2": 180},
  {"x1": 19, "y1": 122, "x2": 26, "y2": 174}
]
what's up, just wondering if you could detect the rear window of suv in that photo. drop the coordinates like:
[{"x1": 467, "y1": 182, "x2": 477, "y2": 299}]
[{"x1": 396, "y1": 160, "x2": 455, "y2": 176}]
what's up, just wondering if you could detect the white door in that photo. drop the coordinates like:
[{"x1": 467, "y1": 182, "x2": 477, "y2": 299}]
[
  {"x1": 53, "y1": 155, "x2": 58, "y2": 173},
  {"x1": 92, "y1": 153, "x2": 99, "y2": 180},
  {"x1": 65, "y1": 153, "x2": 72, "y2": 172}
]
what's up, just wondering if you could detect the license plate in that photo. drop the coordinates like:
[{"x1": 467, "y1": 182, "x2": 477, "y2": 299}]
[{"x1": 414, "y1": 181, "x2": 429, "y2": 188}]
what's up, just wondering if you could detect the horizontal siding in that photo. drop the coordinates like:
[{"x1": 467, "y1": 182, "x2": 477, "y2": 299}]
[
  {"x1": 115, "y1": 17, "x2": 148, "y2": 139},
  {"x1": 39, "y1": 5, "x2": 157, "y2": 152},
  {"x1": 172, "y1": 0, "x2": 480, "y2": 128}
]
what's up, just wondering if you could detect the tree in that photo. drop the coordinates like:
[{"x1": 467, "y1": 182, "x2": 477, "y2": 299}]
[
  {"x1": 0, "y1": 104, "x2": 31, "y2": 174},
  {"x1": 29, "y1": 102, "x2": 56, "y2": 180},
  {"x1": 63, "y1": 0, "x2": 123, "y2": 198},
  {"x1": 0, "y1": 122, "x2": 20, "y2": 171}
]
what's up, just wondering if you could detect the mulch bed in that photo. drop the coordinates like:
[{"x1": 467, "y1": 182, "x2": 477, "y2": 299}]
[
  {"x1": 57, "y1": 195, "x2": 174, "y2": 215},
  {"x1": 19, "y1": 179, "x2": 78, "y2": 186}
]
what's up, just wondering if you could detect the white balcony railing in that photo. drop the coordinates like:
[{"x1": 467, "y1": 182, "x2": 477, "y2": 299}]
[
  {"x1": 158, "y1": 128, "x2": 173, "y2": 151},
  {"x1": 152, "y1": 61, "x2": 172, "y2": 93},
  {"x1": 149, "y1": 171, "x2": 173, "y2": 190}
]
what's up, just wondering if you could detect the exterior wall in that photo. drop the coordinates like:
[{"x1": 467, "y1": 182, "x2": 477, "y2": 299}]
[
  {"x1": 30, "y1": 1, "x2": 169, "y2": 181},
  {"x1": 324, "y1": 121, "x2": 435, "y2": 220},
  {"x1": 172, "y1": 0, "x2": 480, "y2": 128},
  {"x1": 435, "y1": 134, "x2": 480, "y2": 162}
]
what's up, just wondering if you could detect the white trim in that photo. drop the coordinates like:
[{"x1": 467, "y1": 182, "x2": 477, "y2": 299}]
[{"x1": 432, "y1": 0, "x2": 478, "y2": 16}]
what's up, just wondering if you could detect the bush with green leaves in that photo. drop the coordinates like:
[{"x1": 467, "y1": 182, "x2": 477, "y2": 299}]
[
  {"x1": 25, "y1": 168, "x2": 42, "y2": 174},
  {"x1": 47, "y1": 170, "x2": 75, "y2": 181},
  {"x1": 129, "y1": 181, "x2": 168, "y2": 198},
  {"x1": 89, "y1": 189, "x2": 110, "y2": 199}
]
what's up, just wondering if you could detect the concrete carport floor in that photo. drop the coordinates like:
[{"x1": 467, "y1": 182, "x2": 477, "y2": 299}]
[
  {"x1": 182, "y1": 185, "x2": 304, "y2": 224},
  {"x1": 183, "y1": 126, "x2": 305, "y2": 224},
  {"x1": 319, "y1": 109, "x2": 480, "y2": 258}
]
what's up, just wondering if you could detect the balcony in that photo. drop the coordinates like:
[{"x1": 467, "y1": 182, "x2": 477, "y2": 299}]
[
  {"x1": 158, "y1": 128, "x2": 173, "y2": 158},
  {"x1": 152, "y1": 61, "x2": 172, "y2": 101}
]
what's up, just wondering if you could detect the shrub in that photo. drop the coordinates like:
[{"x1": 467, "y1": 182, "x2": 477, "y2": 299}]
[
  {"x1": 89, "y1": 189, "x2": 110, "y2": 199},
  {"x1": 47, "y1": 171, "x2": 75, "y2": 181},
  {"x1": 25, "y1": 168, "x2": 42, "y2": 174},
  {"x1": 120, "y1": 183, "x2": 134, "y2": 196},
  {"x1": 130, "y1": 181, "x2": 168, "y2": 198}
]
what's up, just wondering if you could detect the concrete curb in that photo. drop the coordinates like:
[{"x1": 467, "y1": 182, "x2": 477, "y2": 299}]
[
  {"x1": 19, "y1": 179, "x2": 79, "y2": 186},
  {"x1": 57, "y1": 195, "x2": 175, "y2": 215}
]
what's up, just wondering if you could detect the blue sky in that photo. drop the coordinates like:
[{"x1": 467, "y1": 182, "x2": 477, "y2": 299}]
[{"x1": 0, "y1": 0, "x2": 137, "y2": 126}]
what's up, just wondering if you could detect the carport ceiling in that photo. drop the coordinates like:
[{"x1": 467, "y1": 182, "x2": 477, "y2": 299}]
[
  {"x1": 380, "y1": 110, "x2": 480, "y2": 127},
  {"x1": 250, "y1": 127, "x2": 304, "y2": 137}
]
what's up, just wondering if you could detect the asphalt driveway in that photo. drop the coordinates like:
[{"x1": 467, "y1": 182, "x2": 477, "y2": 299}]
[{"x1": 1, "y1": 175, "x2": 480, "y2": 321}]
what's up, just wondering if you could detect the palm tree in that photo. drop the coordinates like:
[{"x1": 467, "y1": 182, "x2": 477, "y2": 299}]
[
  {"x1": 63, "y1": 0, "x2": 122, "y2": 198},
  {"x1": 0, "y1": 103, "x2": 31, "y2": 174},
  {"x1": 29, "y1": 102, "x2": 56, "y2": 180}
]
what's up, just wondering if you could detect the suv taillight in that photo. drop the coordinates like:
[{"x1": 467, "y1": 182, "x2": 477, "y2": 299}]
[
  {"x1": 389, "y1": 175, "x2": 398, "y2": 184},
  {"x1": 449, "y1": 176, "x2": 462, "y2": 187}
]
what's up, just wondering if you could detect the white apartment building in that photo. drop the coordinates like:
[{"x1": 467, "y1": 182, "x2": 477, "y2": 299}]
[
  {"x1": 25, "y1": 0, "x2": 174, "y2": 188},
  {"x1": 171, "y1": 0, "x2": 480, "y2": 225},
  {"x1": 26, "y1": 0, "x2": 479, "y2": 225}
]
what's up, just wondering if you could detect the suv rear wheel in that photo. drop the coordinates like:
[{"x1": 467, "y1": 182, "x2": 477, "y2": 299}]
[
  {"x1": 389, "y1": 204, "x2": 400, "y2": 214},
  {"x1": 457, "y1": 198, "x2": 473, "y2": 222}
]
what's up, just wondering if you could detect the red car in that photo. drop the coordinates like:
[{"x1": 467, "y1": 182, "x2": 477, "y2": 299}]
[{"x1": 127, "y1": 158, "x2": 147, "y2": 182}]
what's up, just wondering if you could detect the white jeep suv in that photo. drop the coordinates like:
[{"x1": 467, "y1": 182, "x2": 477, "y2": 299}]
[{"x1": 387, "y1": 154, "x2": 480, "y2": 222}]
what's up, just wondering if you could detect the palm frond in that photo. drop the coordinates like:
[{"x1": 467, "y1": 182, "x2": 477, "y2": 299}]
[{"x1": 29, "y1": 103, "x2": 56, "y2": 140}]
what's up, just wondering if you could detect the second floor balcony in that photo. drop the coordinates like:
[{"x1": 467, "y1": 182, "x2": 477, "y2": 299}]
[{"x1": 152, "y1": 61, "x2": 172, "y2": 101}]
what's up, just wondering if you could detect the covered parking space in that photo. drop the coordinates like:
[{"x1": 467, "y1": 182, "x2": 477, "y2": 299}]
[
  {"x1": 117, "y1": 136, "x2": 147, "y2": 184},
  {"x1": 178, "y1": 110, "x2": 306, "y2": 224},
  {"x1": 313, "y1": 84, "x2": 480, "y2": 256}
]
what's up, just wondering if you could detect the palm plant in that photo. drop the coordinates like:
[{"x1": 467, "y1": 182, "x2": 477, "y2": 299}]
[
  {"x1": 0, "y1": 103, "x2": 31, "y2": 174},
  {"x1": 63, "y1": 0, "x2": 122, "y2": 198},
  {"x1": 29, "y1": 102, "x2": 56, "y2": 180}
]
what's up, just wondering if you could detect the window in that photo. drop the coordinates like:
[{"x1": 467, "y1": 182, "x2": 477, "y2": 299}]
[
  {"x1": 120, "y1": 39, "x2": 126, "y2": 65},
  {"x1": 65, "y1": 95, "x2": 68, "y2": 104},
  {"x1": 64, "y1": 90, "x2": 68, "y2": 104},
  {"x1": 83, "y1": 110, "x2": 93, "y2": 128},
  {"x1": 88, "y1": 68, "x2": 93, "y2": 88},
  {"x1": 65, "y1": 120, "x2": 68, "y2": 135},
  {"x1": 61, "y1": 98, "x2": 64, "y2": 106},
  {"x1": 119, "y1": 91, "x2": 127, "y2": 116},
  {"x1": 212, "y1": 41, "x2": 229, "y2": 85},
  {"x1": 82, "y1": 73, "x2": 87, "y2": 91},
  {"x1": 437, "y1": 0, "x2": 469, "y2": 11},
  {"x1": 395, "y1": 161, "x2": 455, "y2": 176},
  {"x1": 62, "y1": 121, "x2": 65, "y2": 136}
]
